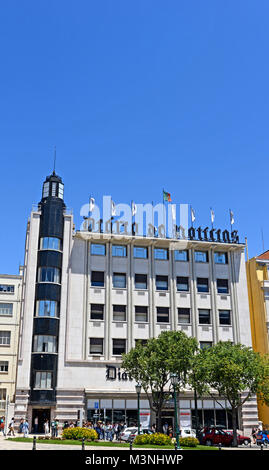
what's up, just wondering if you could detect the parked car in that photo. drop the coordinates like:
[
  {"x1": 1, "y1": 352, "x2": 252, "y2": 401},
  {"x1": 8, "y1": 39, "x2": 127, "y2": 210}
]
[
  {"x1": 119, "y1": 427, "x2": 138, "y2": 442},
  {"x1": 225, "y1": 430, "x2": 251, "y2": 446},
  {"x1": 179, "y1": 428, "x2": 197, "y2": 438},
  {"x1": 256, "y1": 430, "x2": 269, "y2": 446},
  {"x1": 200, "y1": 427, "x2": 250, "y2": 447},
  {"x1": 128, "y1": 428, "x2": 154, "y2": 442}
]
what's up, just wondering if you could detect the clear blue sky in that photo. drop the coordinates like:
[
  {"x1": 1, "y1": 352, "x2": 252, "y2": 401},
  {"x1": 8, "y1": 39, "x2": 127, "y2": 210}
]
[{"x1": 0, "y1": 0, "x2": 268, "y2": 274}]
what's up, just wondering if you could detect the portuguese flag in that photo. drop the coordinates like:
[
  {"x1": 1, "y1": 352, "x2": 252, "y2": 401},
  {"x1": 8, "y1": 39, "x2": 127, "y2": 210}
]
[{"x1": 163, "y1": 190, "x2": 172, "y2": 202}]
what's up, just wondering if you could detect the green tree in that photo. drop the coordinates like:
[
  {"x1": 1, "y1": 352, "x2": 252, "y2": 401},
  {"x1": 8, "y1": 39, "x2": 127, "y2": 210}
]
[
  {"x1": 122, "y1": 330, "x2": 198, "y2": 432},
  {"x1": 193, "y1": 341, "x2": 269, "y2": 447}
]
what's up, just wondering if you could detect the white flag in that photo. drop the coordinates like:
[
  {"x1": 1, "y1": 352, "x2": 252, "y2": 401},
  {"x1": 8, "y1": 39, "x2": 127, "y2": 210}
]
[
  {"x1": 89, "y1": 197, "x2": 95, "y2": 212},
  {"x1": 171, "y1": 204, "x2": 176, "y2": 221},
  {"x1": 131, "y1": 201, "x2": 137, "y2": 216},
  {"x1": 230, "y1": 210, "x2": 234, "y2": 225},
  {"x1": 191, "y1": 207, "x2": 195, "y2": 223},
  {"x1": 111, "y1": 200, "x2": 116, "y2": 216},
  {"x1": 210, "y1": 208, "x2": 215, "y2": 224}
]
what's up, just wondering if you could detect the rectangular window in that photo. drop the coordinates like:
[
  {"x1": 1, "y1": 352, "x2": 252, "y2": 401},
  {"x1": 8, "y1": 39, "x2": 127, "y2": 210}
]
[
  {"x1": 0, "y1": 285, "x2": 14, "y2": 293},
  {"x1": 154, "y1": 248, "x2": 168, "y2": 260},
  {"x1": 197, "y1": 278, "x2": 209, "y2": 293},
  {"x1": 113, "y1": 273, "x2": 126, "y2": 289},
  {"x1": 133, "y1": 246, "x2": 148, "y2": 259},
  {"x1": 217, "y1": 279, "x2": 229, "y2": 294},
  {"x1": 178, "y1": 308, "x2": 191, "y2": 324},
  {"x1": 0, "y1": 388, "x2": 6, "y2": 401},
  {"x1": 112, "y1": 339, "x2": 126, "y2": 356},
  {"x1": 58, "y1": 183, "x2": 64, "y2": 199},
  {"x1": 135, "y1": 306, "x2": 148, "y2": 322},
  {"x1": 33, "y1": 335, "x2": 57, "y2": 353},
  {"x1": 157, "y1": 307, "x2": 169, "y2": 323},
  {"x1": 90, "y1": 304, "x2": 104, "y2": 320},
  {"x1": 42, "y1": 182, "x2": 50, "y2": 198},
  {"x1": 156, "y1": 275, "x2": 168, "y2": 291},
  {"x1": 0, "y1": 303, "x2": 13, "y2": 316},
  {"x1": 35, "y1": 371, "x2": 52, "y2": 389},
  {"x1": 89, "y1": 338, "x2": 104, "y2": 355},
  {"x1": 195, "y1": 251, "x2": 208, "y2": 263},
  {"x1": 0, "y1": 361, "x2": 8, "y2": 372},
  {"x1": 198, "y1": 309, "x2": 211, "y2": 325},
  {"x1": 214, "y1": 252, "x2": 228, "y2": 264},
  {"x1": 91, "y1": 271, "x2": 105, "y2": 287},
  {"x1": 36, "y1": 300, "x2": 59, "y2": 317},
  {"x1": 51, "y1": 182, "x2": 57, "y2": 196},
  {"x1": 219, "y1": 310, "x2": 231, "y2": 325},
  {"x1": 135, "y1": 339, "x2": 148, "y2": 347},
  {"x1": 200, "y1": 341, "x2": 212, "y2": 350},
  {"x1": 134, "y1": 274, "x2": 147, "y2": 290},
  {"x1": 0, "y1": 331, "x2": 11, "y2": 346},
  {"x1": 40, "y1": 237, "x2": 62, "y2": 251},
  {"x1": 174, "y1": 250, "x2": 189, "y2": 261},
  {"x1": 113, "y1": 305, "x2": 126, "y2": 322},
  {"x1": 38, "y1": 267, "x2": 61, "y2": 284},
  {"x1": 176, "y1": 277, "x2": 189, "y2": 292},
  {"x1": 90, "y1": 243, "x2": 106, "y2": 256},
  {"x1": 112, "y1": 245, "x2": 127, "y2": 257}
]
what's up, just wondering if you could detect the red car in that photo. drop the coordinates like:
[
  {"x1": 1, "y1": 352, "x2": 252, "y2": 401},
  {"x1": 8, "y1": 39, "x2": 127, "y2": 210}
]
[{"x1": 200, "y1": 427, "x2": 250, "y2": 446}]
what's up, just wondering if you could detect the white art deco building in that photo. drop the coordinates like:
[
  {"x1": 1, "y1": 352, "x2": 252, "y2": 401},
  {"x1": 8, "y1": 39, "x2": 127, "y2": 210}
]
[{"x1": 14, "y1": 171, "x2": 258, "y2": 435}]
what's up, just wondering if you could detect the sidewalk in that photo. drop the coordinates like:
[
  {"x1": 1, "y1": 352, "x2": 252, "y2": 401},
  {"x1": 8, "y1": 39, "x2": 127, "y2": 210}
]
[{"x1": 0, "y1": 433, "x2": 131, "y2": 451}]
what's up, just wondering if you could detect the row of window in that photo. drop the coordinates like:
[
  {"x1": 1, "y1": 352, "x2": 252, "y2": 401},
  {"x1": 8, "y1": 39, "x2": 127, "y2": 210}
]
[
  {"x1": 0, "y1": 284, "x2": 14, "y2": 293},
  {"x1": 91, "y1": 244, "x2": 228, "y2": 264},
  {"x1": 89, "y1": 337, "x2": 219, "y2": 356},
  {"x1": 90, "y1": 304, "x2": 232, "y2": 325},
  {"x1": 91, "y1": 271, "x2": 229, "y2": 294}
]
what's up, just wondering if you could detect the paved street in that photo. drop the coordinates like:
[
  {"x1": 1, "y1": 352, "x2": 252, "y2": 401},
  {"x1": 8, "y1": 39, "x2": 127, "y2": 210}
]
[{"x1": 0, "y1": 434, "x2": 268, "y2": 451}]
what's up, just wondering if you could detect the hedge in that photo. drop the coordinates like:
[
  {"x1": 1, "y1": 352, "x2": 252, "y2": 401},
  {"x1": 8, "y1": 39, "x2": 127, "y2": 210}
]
[
  {"x1": 134, "y1": 433, "x2": 172, "y2": 446},
  {"x1": 62, "y1": 427, "x2": 98, "y2": 441}
]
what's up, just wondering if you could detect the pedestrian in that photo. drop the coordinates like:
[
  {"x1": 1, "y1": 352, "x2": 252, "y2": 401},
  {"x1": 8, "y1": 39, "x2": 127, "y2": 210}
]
[
  {"x1": 163, "y1": 422, "x2": 168, "y2": 435},
  {"x1": 22, "y1": 419, "x2": 29, "y2": 438},
  {"x1": 51, "y1": 419, "x2": 55, "y2": 438},
  {"x1": 0, "y1": 417, "x2": 5, "y2": 436},
  {"x1": 18, "y1": 419, "x2": 24, "y2": 435},
  {"x1": 34, "y1": 416, "x2": 38, "y2": 433},
  {"x1": 7, "y1": 417, "x2": 15, "y2": 436},
  {"x1": 252, "y1": 426, "x2": 257, "y2": 444},
  {"x1": 44, "y1": 419, "x2": 50, "y2": 436},
  {"x1": 55, "y1": 419, "x2": 59, "y2": 437}
]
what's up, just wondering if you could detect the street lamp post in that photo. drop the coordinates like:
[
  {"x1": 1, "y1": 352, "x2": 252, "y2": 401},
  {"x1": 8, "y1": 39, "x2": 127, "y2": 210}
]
[
  {"x1": 135, "y1": 383, "x2": 142, "y2": 435},
  {"x1": 170, "y1": 373, "x2": 180, "y2": 450}
]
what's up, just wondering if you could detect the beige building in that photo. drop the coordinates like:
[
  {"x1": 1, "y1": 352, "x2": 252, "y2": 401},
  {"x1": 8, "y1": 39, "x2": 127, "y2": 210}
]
[{"x1": 0, "y1": 272, "x2": 22, "y2": 421}]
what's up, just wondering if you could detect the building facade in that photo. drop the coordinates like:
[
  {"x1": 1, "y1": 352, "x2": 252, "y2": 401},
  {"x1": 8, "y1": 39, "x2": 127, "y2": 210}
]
[
  {"x1": 14, "y1": 171, "x2": 258, "y2": 435},
  {"x1": 246, "y1": 251, "x2": 269, "y2": 427},
  {"x1": 0, "y1": 272, "x2": 22, "y2": 421}
]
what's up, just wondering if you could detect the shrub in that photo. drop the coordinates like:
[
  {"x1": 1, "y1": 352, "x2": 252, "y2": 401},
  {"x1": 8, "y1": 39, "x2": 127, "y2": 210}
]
[
  {"x1": 62, "y1": 427, "x2": 98, "y2": 441},
  {"x1": 134, "y1": 433, "x2": 172, "y2": 446},
  {"x1": 179, "y1": 437, "x2": 199, "y2": 447}
]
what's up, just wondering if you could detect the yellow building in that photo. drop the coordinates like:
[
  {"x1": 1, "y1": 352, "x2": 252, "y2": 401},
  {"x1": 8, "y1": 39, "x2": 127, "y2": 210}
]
[{"x1": 246, "y1": 251, "x2": 269, "y2": 427}]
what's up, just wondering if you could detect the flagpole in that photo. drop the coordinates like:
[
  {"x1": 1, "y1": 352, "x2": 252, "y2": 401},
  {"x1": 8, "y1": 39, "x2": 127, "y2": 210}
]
[
  {"x1": 163, "y1": 188, "x2": 165, "y2": 234},
  {"x1": 190, "y1": 205, "x2": 193, "y2": 228}
]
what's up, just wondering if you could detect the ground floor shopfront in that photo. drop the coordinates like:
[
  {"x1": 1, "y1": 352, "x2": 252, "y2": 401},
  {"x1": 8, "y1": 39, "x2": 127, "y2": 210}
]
[
  {"x1": 86, "y1": 395, "x2": 239, "y2": 431},
  {"x1": 15, "y1": 391, "x2": 258, "y2": 436}
]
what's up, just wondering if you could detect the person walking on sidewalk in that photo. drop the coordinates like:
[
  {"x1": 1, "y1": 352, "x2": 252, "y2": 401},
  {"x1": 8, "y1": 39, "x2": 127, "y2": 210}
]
[
  {"x1": 7, "y1": 417, "x2": 15, "y2": 436},
  {"x1": 22, "y1": 419, "x2": 29, "y2": 438}
]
